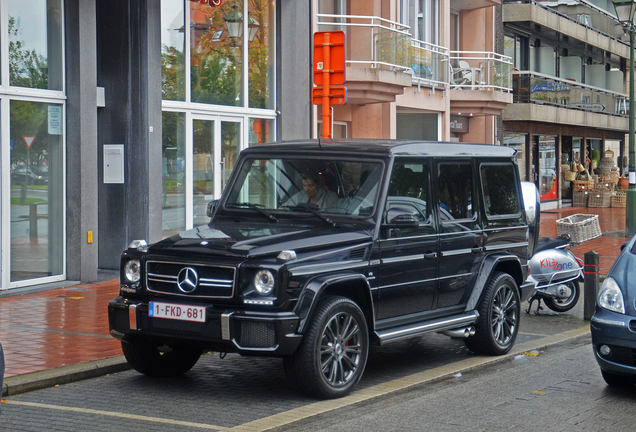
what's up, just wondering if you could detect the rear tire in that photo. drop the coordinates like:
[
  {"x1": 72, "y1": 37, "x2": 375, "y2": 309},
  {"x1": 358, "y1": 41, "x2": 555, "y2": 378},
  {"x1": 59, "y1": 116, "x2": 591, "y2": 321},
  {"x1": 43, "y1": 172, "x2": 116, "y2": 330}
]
[
  {"x1": 543, "y1": 281, "x2": 580, "y2": 312},
  {"x1": 284, "y1": 296, "x2": 369, "y2": 399},
  {"x1": 464, "y1": 272, "x2": 520, "y2": 356},
  {"x1": 121, "y1": 339, "x2": 202, "y2": 377}
]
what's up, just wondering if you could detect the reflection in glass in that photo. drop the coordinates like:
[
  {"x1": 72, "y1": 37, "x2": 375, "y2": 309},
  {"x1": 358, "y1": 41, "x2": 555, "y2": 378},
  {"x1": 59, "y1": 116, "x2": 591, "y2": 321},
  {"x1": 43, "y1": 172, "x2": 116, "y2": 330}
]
[
  {"x1": 503, "y1": 132, "x2": 527, "y2": 181},
  {"x1": 248, "y1": 118, "x2": 273, "y2": 146},
  {"x1": 226, "y1": 158, "x2": 382, "y2": 216},
  {"x1": 10, "y1": 101, "x2": 64, "y2": 282},
  {"x1": 161, "y1": 0, "x2": 186, "y2": 101},
  {"x1": 221, "y1": 122, "x2": 241, "y2": 191},
  {"x1": 8, "y1": 0, "x2": 63, "y2": 90},
  {"x1": 193, "y1": 119, "x2": 215, "y2": 227},
  {"x1": 190, "y1": 1, "x2": 243, "y2": 106},
  {"x1": 248, "y1": 0, "x2": 274, "y2": 109},
  {"x1": 162, "y1": 112, "x2": 186, "y2": 237},
  {"x1": 538, "y1": 136, "x2": 557, "y2": 201}
]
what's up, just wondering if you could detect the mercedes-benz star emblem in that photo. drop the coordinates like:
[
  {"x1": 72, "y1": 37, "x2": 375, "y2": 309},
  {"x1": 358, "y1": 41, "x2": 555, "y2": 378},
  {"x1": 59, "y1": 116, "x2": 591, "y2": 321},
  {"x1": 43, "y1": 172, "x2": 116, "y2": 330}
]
[{"x1": 177, "y1": 267, "x2": 198, "y2": 293}]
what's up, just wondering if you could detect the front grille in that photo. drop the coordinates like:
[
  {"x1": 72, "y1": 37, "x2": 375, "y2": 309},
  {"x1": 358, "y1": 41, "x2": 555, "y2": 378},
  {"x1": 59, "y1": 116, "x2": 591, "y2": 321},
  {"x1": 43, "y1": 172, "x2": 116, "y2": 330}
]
[
  {"x1": 234, "y1": 321, "x2": 276, "y2": 348},
  {"x1": 630, "y1": 320, "x2": 636, "y2": 332},
  {"x1": 146, "y1": 260, "x2": 235, "y2": 298},
  {"x1": 138, "y1": 310, "x2": 222, "y2": 340}
]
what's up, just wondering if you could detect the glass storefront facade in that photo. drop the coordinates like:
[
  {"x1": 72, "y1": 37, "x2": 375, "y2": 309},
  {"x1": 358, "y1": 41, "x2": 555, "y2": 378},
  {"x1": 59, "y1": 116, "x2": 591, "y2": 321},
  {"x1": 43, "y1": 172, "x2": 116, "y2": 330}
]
[
  {"x1": 1, "y1": 1, "x2": 66, "y2": 288},
  {"x1": 160, "y1": 0, "x2": 276, "y2": 238}
]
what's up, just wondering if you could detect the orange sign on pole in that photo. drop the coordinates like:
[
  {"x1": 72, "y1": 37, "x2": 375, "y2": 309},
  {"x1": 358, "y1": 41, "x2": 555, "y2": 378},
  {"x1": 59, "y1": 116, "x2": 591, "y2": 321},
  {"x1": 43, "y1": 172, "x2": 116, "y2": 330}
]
[
  {"x1": 311, "y1": 86, "x2": 347, "y2": 105},
  {"x1": 312, "y1": 31, "x2": 347, "y2": 139}
]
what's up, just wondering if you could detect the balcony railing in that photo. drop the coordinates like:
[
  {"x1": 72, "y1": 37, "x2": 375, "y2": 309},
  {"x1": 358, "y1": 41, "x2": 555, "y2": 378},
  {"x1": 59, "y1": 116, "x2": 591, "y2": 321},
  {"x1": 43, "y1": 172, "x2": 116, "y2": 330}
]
[
  {"x1": 317, "y1": 13, "x2": 449, "y2": 88},
  {"x1": 512, "y1": 71, "x2": 628, "y2": 116},
  {"x1": 450, "y1": 52, "x2": 513, "y2": 92}
]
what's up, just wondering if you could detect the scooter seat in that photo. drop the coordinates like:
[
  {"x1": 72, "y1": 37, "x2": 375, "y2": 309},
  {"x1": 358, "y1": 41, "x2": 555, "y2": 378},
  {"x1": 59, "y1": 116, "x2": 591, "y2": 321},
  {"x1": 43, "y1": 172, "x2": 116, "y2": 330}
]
[{"x1": 535, "y1": 236, "x2": 570, "y2": 254}]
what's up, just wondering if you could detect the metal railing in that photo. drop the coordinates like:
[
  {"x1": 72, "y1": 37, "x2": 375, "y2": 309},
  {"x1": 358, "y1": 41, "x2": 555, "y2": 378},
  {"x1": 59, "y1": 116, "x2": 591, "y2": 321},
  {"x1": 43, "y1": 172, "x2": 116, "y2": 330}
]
[
  {"x1": 502, "y1": 0, "x2": 627, "y2": 46},
  {"x1": 317, "y1": 14, "x2": 449, "y2": 88},
  {"x1": 450, "y1": 52, "x2": 513, "y2": 92},
  {"x1": 512, "y1": 71, "x2": 628, "y2": 116}
]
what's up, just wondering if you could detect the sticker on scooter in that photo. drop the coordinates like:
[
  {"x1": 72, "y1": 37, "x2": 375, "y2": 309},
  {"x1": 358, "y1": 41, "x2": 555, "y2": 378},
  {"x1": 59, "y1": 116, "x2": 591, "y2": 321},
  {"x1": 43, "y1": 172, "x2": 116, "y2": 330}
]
[{"x1": 540, "y1": 257, "x2": 573, "y2": 271}]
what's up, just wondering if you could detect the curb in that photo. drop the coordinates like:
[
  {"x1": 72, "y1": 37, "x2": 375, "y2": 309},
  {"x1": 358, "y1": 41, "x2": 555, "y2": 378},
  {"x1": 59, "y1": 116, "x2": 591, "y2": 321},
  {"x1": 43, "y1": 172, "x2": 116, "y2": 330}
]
[{"x1": 2, "y1": 356, "x2": 130, "y2": 397}]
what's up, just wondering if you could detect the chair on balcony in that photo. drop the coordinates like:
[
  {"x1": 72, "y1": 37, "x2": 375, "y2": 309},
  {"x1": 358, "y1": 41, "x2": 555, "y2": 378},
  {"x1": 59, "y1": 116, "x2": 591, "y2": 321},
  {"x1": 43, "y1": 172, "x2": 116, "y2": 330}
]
[{"x1": 451, "y1": 60, "x2": 482, "y2": 90}]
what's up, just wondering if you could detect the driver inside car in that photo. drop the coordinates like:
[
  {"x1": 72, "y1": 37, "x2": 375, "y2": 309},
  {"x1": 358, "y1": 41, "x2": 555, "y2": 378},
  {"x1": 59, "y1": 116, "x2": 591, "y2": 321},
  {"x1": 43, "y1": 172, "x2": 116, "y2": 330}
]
[{"x1": 285, "y1": 173, "x2": 338, "y2": 209}]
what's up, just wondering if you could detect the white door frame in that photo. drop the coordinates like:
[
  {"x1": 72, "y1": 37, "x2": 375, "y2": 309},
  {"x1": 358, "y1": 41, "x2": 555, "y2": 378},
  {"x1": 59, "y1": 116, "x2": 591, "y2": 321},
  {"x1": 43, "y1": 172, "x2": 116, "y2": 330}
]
[{"x1": 187, "y1": 113, "x2": 244, "y2": 230}]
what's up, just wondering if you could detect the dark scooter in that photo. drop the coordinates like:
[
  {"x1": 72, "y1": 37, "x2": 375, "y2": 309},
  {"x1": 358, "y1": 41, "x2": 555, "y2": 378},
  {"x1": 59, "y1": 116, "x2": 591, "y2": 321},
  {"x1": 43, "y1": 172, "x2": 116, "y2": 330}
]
[{"x1": 526, "y1": 235, "x2": 583, "y2": 314}]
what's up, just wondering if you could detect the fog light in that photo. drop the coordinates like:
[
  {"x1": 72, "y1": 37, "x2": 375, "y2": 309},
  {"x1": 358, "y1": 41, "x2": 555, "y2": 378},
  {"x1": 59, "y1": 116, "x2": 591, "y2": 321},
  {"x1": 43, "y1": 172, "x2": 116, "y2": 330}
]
[{"x1": 599, "y1": 345, "x2": 612, "y2": 357}]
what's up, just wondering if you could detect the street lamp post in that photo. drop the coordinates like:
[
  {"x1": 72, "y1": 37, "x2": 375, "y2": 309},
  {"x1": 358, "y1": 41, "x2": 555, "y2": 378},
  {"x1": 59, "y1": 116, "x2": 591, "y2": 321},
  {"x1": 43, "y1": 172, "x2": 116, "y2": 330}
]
[{"x1": 613, "y1": 0, "x2": 636, "y2": 237}]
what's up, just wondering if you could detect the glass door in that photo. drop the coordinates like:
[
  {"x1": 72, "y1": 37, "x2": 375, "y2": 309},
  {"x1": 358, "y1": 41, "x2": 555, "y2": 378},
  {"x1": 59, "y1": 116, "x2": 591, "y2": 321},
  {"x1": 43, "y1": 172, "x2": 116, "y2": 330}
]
[{"x1": 190, "y1": 115, "x2": 242, "y2": 228}]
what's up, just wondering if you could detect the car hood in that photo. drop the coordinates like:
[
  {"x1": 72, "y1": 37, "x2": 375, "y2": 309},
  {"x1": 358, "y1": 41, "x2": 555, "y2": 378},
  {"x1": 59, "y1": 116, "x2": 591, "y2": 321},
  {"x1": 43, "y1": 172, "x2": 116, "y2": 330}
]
[{"x1": 147, "y1": 221, "x2": 374, "y2": 259}]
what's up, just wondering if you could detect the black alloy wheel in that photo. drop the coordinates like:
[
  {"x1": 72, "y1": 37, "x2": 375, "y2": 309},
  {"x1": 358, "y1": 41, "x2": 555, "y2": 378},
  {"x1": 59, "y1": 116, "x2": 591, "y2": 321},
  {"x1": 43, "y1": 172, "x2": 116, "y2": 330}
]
[
  {"x1": 284, "y1": 296, "x2": 369, "y2": 399},
  {"x1": 464, "y1": 272, "x2": 520, "y2": 356}
]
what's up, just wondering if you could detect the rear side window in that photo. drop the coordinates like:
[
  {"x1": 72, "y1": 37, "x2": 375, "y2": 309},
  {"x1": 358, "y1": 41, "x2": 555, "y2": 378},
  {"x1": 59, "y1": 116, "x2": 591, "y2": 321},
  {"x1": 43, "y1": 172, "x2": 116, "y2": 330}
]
[
  {"x1": 438, "y1": 163, "x2": 474, "y2": 220},
  {"x1": 480, "y1": 164, "x2": 520, "y2": 217}
]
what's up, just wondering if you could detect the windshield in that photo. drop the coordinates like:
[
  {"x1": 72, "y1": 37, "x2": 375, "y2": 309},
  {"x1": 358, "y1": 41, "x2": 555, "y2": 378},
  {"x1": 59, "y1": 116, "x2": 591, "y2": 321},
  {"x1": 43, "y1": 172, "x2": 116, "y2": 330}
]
[{"x1": 224, "y1": 157, "x2": 383, "y2": 217}]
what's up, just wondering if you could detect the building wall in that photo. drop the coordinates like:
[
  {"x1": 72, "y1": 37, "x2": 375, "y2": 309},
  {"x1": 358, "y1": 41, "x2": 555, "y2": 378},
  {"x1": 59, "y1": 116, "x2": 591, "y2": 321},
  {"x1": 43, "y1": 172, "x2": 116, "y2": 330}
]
[{"x1": 95, "y1": 0, "x2": 162, "y2": 270}]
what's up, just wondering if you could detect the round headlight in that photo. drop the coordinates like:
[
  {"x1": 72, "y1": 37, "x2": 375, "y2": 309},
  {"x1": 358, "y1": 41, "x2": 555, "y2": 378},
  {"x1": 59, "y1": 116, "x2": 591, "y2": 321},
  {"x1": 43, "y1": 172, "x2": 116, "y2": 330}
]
[
  {"x1": 124, "y1": 259, "x2": 141, "y2": 283},
  {"x1": 254, "y1": 270, "x2": 275, "y2": 295}
]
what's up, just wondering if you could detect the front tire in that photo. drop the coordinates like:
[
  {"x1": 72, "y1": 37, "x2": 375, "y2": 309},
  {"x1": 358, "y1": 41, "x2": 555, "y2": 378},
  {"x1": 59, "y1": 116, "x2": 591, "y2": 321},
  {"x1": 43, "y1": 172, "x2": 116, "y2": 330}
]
[
  {"x1": 464, "y1": 272, "x2": 520, "y2": 356},
  {"x1": 284, "y1": 296, "x2": 369, "y2": 399},
  {"x1": 543, "y1": 281, "x2": 580, "y2": 312},
  {"x1": 121, "y1": 339, "x2": 202, "y2": 377}
]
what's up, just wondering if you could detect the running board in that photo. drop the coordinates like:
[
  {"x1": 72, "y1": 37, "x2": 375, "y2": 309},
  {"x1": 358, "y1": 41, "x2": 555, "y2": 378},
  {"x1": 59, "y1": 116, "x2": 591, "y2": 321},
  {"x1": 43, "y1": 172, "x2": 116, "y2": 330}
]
[{"x1": 375, "y1": 311, "x2": 479, "y2": 345}]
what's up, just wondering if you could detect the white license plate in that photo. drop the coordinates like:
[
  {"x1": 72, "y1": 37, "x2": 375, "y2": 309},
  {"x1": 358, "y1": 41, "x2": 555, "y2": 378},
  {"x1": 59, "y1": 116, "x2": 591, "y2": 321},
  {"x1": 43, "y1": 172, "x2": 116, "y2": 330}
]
[{"x1": 148, "y1": 302, "x2": 206, "y2": 323}]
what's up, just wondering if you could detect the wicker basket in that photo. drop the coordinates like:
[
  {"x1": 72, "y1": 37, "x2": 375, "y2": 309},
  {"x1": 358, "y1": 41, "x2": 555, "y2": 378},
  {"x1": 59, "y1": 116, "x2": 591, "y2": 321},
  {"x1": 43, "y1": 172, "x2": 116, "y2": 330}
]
[
  {"x1": 556, "y1": 214, "x2": 602, "y2": 246},
  {"x1": 573, "y1": 180, "x2": 594, "y2": 191},
  {"x1": 573, "y1": 190, "x2": 589, "y2": 207},
  {"x1": 588, "y1": 190, "x2": 612, "y2": 208},
  {"x1": 612, "y1": 193, "x2": 627, "y2": 208}
]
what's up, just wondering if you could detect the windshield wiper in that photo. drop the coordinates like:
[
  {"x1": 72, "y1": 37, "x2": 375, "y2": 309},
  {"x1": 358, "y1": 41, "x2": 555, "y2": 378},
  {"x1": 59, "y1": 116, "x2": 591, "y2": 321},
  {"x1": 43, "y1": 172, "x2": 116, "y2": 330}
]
[
  {"x1": 283, "y1": 204, "x2": 336, "y2": 227},
  {"x1": 226, "y1": 202, "x2": 278, "y2": 222}
]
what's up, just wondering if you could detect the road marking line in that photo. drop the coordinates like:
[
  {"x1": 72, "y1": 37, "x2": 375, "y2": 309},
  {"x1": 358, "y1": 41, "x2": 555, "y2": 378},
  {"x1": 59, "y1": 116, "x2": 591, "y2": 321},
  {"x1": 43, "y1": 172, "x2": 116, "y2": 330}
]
[
  {"x1": 4, "y1": 400, "x2": 229, "y2": 431},
  {"x1": 228, "y1": 325, "x2": 591, "y2": 432},
  {"x1": 519, "y1": 331, "x2": 551, "y2": 337}
]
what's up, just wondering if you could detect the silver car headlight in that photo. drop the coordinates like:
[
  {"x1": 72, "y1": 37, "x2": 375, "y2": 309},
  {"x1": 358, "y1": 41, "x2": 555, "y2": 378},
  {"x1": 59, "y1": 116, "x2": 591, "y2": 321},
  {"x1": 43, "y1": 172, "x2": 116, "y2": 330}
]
[
  {"x1": 597, "y1": 277, "x2": 625, "y2": 314},
  {"x1": 254, "y1": 270, "x2": 275, "y2": 295},
  {"x1": 124, "y1": 259, "x2": 141, "y2": 283}
]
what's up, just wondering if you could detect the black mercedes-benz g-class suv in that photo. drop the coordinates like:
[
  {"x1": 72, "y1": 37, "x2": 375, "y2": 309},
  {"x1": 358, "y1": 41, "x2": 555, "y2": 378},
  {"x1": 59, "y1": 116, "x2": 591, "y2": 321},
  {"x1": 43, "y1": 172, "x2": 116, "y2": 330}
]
[{"x1": 109, "y1": 140, "x2": 539, "y2": 398}]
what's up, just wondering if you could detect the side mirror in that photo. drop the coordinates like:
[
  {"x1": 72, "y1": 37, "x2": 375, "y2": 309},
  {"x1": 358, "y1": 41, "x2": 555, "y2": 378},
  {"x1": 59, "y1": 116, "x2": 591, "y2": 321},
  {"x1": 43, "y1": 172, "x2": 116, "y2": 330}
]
[
  {"x1": 384, "y1": 208, "x2": 419, "y2": 227},
  {"x1": 521, "y1": 181, "x2": 540, "y2": 257},
  {"x1": 206, "y1": 200, "x2": 219, "y2": 218}
]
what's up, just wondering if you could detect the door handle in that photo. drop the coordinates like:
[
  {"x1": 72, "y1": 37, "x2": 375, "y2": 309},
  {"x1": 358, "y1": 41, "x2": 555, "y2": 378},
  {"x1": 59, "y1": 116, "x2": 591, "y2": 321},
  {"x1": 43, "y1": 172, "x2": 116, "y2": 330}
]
[
  {"x1": 471, "y1": 246, "x2": 483, "y2": 253},
  {"x1": 424, "y1": 252, "x2": 438, "y2": 259}
]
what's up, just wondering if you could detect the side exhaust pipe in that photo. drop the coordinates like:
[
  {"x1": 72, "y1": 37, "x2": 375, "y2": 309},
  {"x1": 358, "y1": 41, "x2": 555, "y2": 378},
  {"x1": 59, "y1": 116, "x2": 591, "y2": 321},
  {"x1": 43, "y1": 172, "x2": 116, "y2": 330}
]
[{"x1": 441, "y1": 327, "x2": 476, "y2": 338}]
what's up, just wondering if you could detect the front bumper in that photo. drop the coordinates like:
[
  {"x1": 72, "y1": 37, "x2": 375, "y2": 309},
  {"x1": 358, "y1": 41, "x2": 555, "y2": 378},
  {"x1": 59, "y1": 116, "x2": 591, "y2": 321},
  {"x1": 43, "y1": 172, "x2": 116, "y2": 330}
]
[
  {"x1": 591, "y1": 306, "x2": 636, "y2": 376},
  {"x1": 108, "y1": 297, "x2": 302, "y2": 356}
]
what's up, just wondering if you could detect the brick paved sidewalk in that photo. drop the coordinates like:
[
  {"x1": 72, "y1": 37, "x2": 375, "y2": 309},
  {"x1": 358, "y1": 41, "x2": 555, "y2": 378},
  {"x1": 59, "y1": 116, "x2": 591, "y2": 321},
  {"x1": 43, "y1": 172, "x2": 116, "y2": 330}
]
[
  {"x1": 0, "y1": 280, "x2": 121, "y2": 378},
  {"x1": 0, "y1": 206, "x2": 631, "y2": 381}
]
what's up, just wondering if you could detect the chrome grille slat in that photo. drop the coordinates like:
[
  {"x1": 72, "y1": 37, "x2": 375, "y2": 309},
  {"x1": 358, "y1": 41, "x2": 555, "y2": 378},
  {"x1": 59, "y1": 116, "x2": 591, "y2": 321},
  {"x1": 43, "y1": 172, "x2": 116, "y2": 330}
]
[{"x1": 145, "y1": 260, "x2": 236, "y2": 298}]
